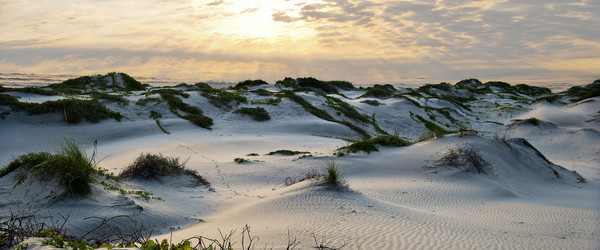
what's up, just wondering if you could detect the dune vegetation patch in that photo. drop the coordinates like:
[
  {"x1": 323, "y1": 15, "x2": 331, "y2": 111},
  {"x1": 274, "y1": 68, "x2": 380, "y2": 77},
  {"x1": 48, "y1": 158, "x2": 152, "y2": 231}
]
[
  {"x1": 266, "y1": 150, "x2": 311, "y2": 156},
  {"x1": 429, "y1": 143, "x2": 493, "y2": 175},
  {"x1": 338, "y1": 134, "x2": 411, "y2": 154},
  {"x1": 0, "y1": 96, "x2": 123, "y2": 124},
  {"x1": 233, "y1": 79, "x2": 269, "y2": 90},
  {"x1": 2, "y1": 139, "x2": 97, "y2": 197},
  {"x1": 233, "y1": 107, "x2": 271, "y2": 121},
  {"x1": 119, "y1": 153, "x2": 209, "y2": 186}
]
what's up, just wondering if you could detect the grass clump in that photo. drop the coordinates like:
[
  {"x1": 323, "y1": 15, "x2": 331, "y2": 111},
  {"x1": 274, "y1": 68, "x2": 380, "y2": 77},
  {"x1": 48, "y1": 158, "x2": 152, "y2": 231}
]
[
  {"x1": 234, "y1": 158, "x2": 250, "y2": 164},
  {"x1": 233, "y1": 107, "x2": 271, "y2": 121},
  {"x1": 135, "y1": 97, "x2": 161, "y2": 106},
  {"x1": 3, "y1": 139, "x2": 97, "y2": 197},
  {"x1": 323, "y1": 161, "x2": 345, "y2": 186},
  {"x1": 266, "y1": 150, "x2": 311, "y2": 156},
  {"x1": 119, "y1": 153, "x2": 209, "y2": 186},
  {"x1": 88, "y1": 91, "x2": 129, "y2": 105}
]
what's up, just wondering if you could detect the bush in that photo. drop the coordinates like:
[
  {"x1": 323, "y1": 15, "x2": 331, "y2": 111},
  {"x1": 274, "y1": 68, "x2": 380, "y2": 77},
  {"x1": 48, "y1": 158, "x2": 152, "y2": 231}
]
[
  {"x1": 233, "y1": 107, "x2": 271, "y2": 121},
  {"x1": 202, "y1": 90, "x2": 247, "y2": 110},
  {"x1": 119, "y1": 153, "x2": 209, "y2": 185},
  {"x1": 88, "y1": 91, "x2": 129, "y2": 105},
  {"x1": 135, "y1": 97, "x2": 161, "y2": 106},
  {"x1": 11, "y1": 98, "x2": 123, "y2": 124}
]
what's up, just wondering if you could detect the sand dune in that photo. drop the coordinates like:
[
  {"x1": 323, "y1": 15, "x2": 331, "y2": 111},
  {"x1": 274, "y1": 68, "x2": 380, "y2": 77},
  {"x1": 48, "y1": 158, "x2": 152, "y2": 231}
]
[{"x1": 1, "y1": 76, "x2": 598, "y2": 249}]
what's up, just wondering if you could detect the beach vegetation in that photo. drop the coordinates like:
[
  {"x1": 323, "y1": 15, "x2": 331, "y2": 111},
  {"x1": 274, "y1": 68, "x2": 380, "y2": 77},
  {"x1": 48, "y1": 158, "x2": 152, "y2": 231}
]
[
  {"x1": 266, "y1": 150, "x2": 311, "y2": 156},
  {"x1": 275, "y1": 77, "x2": 298, "y2": 89},
  {"x1": 360, "y1": 84, "x2": 395, "y2": 98},
  {"x1": 338, "y1": 134, "x2": 411, "y2": 154},
  {"x1": 323, "y1": 160, "x2": 344, "y2": 186},
  {"x1": 119, "y1": 153, "x2": 209, "y2": 186},
  {"x1": 360, "y1": 99, "x2": 383, "y2": 106},
  {"x1": 4, "y1": 138, "x2": 96, "y2": 197},
  {"x1": 246, "y1": 153, "x2": 259, "y2": 156},
  {"x1": 233, "y1": 107, "x2": 271, "y2": 121},
  {"x1": 251, "y1": 88, "x2": 275, "y2": 96},
  {"x1": 88, "y1": 91, "x2": 129, "y2": 106},
  {"x1": 194, "y1": 82, "x2": 213, "y2": 90},
  {"x1": 2, "y1": 86, "x2": 58, "y2": 96},
  {"x1": 1, "y1": 96, "x2": 124, "y2": 123},
  {"x1": 251, "y1": 97, "x2": 281, "y2": 105},
  {"x1": 433, "y1": 143, "x2": 492, "y2": 174},
  {"x1": 234, "y1": 158, "x2": 250, "y2": 164},
  {"x1": 296, "y1": 77, "x2": 347, "y2": 94},
  {"x1": 135, "y1": 97, "x2": 161, "y2": 106},
  {"x1": 233, "y1": 79, "x2": 269, "y2": 90},
  {"x1": 201, "y1": 89, "x2": 247, "y2": 110},
  {"x1": 323, "y1": 95, "x2": 371, "y2": 124},
  {"x1": 566, "y1": 81, "x2": 600, "y2": 102},
  {"x1": 415, "y1": 114, "x2": 450, "y2": 137}
]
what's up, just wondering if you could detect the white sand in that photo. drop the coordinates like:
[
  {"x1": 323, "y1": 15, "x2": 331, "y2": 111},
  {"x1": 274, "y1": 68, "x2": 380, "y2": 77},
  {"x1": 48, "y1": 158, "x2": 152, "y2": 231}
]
[{"x1": 1, "y1": 83, "x2": 599, "y2": 249}]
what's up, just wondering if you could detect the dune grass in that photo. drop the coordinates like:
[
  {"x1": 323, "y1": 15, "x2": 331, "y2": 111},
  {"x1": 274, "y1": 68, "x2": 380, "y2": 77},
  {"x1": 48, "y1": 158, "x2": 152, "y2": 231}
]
[
  {"x1": 233, "y1": 107, "x2": 271, "y2": 121},
  {"x1": 338, "y1": 134, "x2": 411, "y2": 154},
  {"x1": 323, "y1": 161, "x2": 345, "y2": 186},
  {"x1": 266, "y1": 150, "x2": 311, "y2": 156},
  {"x1": 3, "y1": 139, "x2": 97, "y2": 197},
  {"x1": 119, "y1": 153, "x2": 209, "y2": 186}
]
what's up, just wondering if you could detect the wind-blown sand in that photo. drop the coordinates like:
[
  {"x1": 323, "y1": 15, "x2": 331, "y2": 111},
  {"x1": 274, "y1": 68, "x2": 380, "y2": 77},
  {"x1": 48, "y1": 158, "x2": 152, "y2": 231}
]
[{"x1": 1, "y1": 77, "x2": 599, "y2": 249}]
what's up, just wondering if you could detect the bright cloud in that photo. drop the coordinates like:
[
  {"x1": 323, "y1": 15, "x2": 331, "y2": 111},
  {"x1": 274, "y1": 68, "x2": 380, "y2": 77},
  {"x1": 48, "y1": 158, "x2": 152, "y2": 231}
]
[{"x1": 0, "y1": 0, "x2": 598, "y2": 85}]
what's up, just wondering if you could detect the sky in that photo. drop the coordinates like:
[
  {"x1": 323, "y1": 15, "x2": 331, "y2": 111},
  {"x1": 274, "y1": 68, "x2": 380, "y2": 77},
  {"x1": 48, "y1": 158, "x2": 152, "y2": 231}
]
[{"x1": 1, "y1": 0, "x2": 599, "y2": 86}]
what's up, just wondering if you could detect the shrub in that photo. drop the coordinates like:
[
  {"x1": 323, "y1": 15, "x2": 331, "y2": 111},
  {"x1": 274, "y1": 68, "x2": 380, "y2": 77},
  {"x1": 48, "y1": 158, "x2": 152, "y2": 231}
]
[
  {"x1": 0, "y1": 152, "x2": 52, "y2": 178},
  {"x1": 514, "y1": 84, "x2": 551, "y2": 96},
  {"x1": 119, "y1": 153, "x2": 209, "y2": 186},
  {"x1": 234, "y1": 158, "x2": 249, "y2": 164},
  {"x1": 296, "y1": 77, "x2": 338, "y2": 94},
  {"x1": 88, "y1": 91, "x2": 129, "y2": 105},
  {"x1": 233, "y1": 107, "x2": 271, "y2": 121}
]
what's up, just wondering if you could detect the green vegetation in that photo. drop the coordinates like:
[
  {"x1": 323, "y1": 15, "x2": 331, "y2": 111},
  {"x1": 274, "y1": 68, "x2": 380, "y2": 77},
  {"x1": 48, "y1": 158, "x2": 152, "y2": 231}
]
[
  {"x1": 323, "y1": 94, "x2": 371, "y2": 124},
  {"x1": 100, "y1": 180, "x2": 163, "y2": 201},
  {"x1": 282, "y1": 91, "x2": 371, "y2": 139},
  {"x1": 360, "y1": 84, "x2": 395, "y2": 98},
  {"x1": 135, "y1": 97, "x2": 161, "y2": 106},
  {"x1": 566, "y1": 80, "x2": 600, "y2": 102},
  {"x1": 414, "y1": 114, "x2": 450, "y2": 137},
  {"x1": 119, "y1": 153, "x2": 209, "y2": 186},
  {"x1": 88, "y1": 91, "x2": 129, "y2": 105},
  {"x1": 233, "y1": 79, "x2": 268, "y2": 90},
  {"x1": 2, "y1": 139, "x2": 96, "y2": 197},
  {"x1": 233, "y1": 107, "x2": 271, "y2": 121},
  {"x1": 155, "y1": 90, "x2": 213, "y2": 129},
  {"x1": 251, "y1": 97, "x2": 281, "y2": 105},
  {"x1": 266, "y1": 150, "x2": 311, "y2": 156},
  {"x1": 338, "y1": 134, "x2": 411, "y2": 154},
  {"x1": 201, "y1": 89, "x2": 247, "y2": 110},
  {"x1": 323, "y1": 160, "x2": 344, "y2": 186},
  {"x1": 48, "y1": 73, "x2": 146, "y2": 94},
  {"x1": 251, "y1": 88, "x2": 274, "y2": 96},
  {"x1": 1, "y1": 86, "x2": 58, "y2": 96},
  {"x1": 0, "y1": 95, "x2": 123, "y2": 123},
  {"x1": 234, "y1": 158, "x2": 250, "y2": 164},
  {"x1": 360, "y1": 99, "x2": 383, "y2": 106},
  {"x1": 296, "y1": 77, "x2": 354, "y2": 93}
]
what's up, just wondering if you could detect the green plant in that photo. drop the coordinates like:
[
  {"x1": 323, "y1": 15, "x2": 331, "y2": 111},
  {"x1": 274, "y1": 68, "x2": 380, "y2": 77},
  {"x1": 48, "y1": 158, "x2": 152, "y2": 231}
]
[
  {"x1": 338, "y1": 134, "x2": 411, "y2": 154},
  {"x1": 136, "y1": 97, "x2": 161, "y2": 106},
  {"x1": 233, "y1": 79, "x2": 269, "y2": 90},
  {"x1": 233, "y1": 107, "x2": 271, "y2": 121},
  {"x1": 119, "y1": 153, "x2": 209, "y2": 186},
  {"x1": 266, "y1": 150, "x2": 310, "y2": 156},
  {"x1": 234, "y1": 158, "x2": 250, "y2": 164},
  {"x1": 359, "y1": 84, "x2": 395, "y2": 98},
  {"x1": 360, "y1": 99, "x2": 383, "y2": 106},
  {"x1": 323, "y1": 161, "x2": 344, "y2": 186},
  {"x1": 4, "y1": 98, "x2": 124, "y2": 124},
  {"x1": 7, "y1": 138, "x2": 97, "y2": 197},
  {"x1": 202, "y1": 89, "x2": 247, "y2": 110}
]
